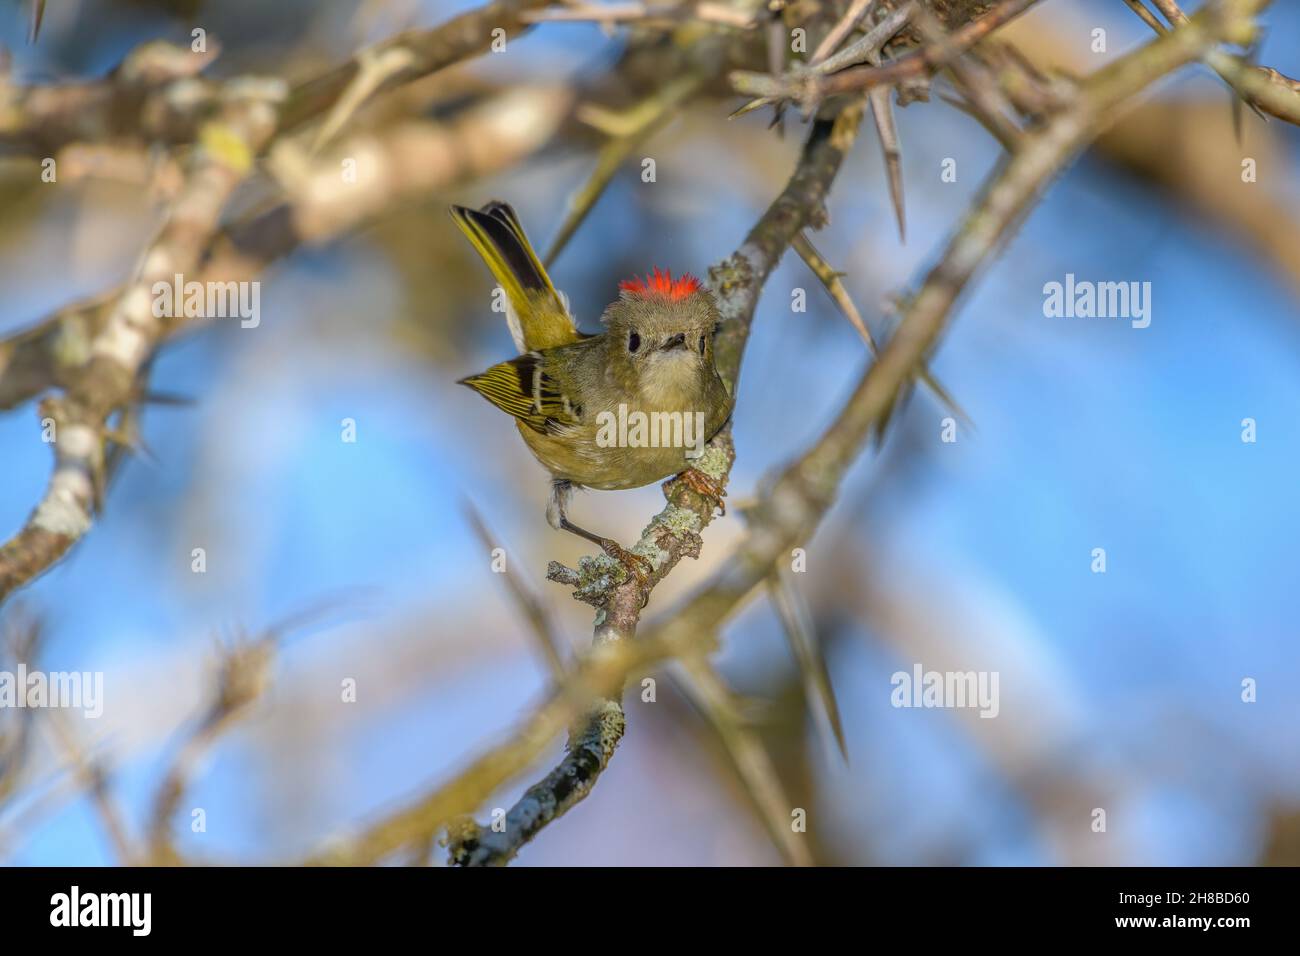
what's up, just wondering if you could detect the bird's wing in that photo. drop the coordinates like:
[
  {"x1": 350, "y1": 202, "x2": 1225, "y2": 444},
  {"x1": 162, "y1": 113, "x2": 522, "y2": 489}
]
[{"x1": 459, "y1": 352, "x2": 581, "y2": 434}]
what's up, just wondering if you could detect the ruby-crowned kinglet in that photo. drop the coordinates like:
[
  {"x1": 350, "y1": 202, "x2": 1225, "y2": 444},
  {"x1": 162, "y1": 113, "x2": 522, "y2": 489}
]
[{"x1": 451, "y1": 201, "x2": 733, "y2": 574}]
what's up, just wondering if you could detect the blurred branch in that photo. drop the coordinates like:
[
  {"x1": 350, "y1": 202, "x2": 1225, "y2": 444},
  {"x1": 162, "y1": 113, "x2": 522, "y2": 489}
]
[
  {"x1": 147, "y1": 632, "x2": 277, "y2": 865},
  {"x1": 0, "y1": 22, "x2": 755, "y2": 414},
  {"x1": 1005, "y1": 4, "x2": 1300, "y2": 291},
  {"x1": 520, "y1": 3, "x2": 759, "y2": 28},
  {"x1": 0, "y1": 39, "x2": 229, "y2": 155},
  {"x1": 1125, "y1": 0, "x2": 1300, "y2": 127},
  {"x1": 0, "y1": 85, "x2": 572, "y2": 415},
  {"x1": 0, "y1": 89, "x2": 281, "y2": 608},
  {"x1": 0, "y1": 610, "x2": 136, "y2": 864},
  {"x1": 1205, "y1": 57, "x2": 1300, "y2": 126},
  {"x1": 0, "y1": 294, "x2": 118, "y2": 413},
  {"x1": 0, "y1": 610, "x2": 43, "y2": 810},
  {"x1": 44, "y1": 712, "x2": 136, "y2": 865},
  {"x1": 768, "y1": 565, "x2": 846, "y2": 762},
  {"x1": 546, "y1": 71, "x2": 709, "y2": 265},
  {"x1": 279, "y1": 0, "x2": 554, "y2": 134},
  {"x1": 1097, "y1": 98, "x2": 1300, "y2": 293},
  {"x1": 462, "y1": 500, "x2": 567, "y2": 678},
  {"x1": 810, "y1": 0, "x2": 879, "y2": 67},
  {"x1": 731, "y1": 0, "x2": 1044, "y2": 107},
  {"x1": 271, "y1": 84, "x2": 576, "y2": 242},
  {"x1": 674, "y1": 654, "x2": 814, "y2": 865},
  {"x1": 2, "y1": 0, "x2": 551, "y2": 158}
]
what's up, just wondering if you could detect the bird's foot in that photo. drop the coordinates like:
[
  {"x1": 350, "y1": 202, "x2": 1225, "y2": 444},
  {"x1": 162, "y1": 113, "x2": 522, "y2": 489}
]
[
  {"x1": 556, "y1": 515, "x2": 652, "y2": 591},
  {"x1": 667, "y1": 467, "x2": 727, "y2": 515},
  {"x1": 598, "y1": 538, "x2": 652, "y2": 588}
]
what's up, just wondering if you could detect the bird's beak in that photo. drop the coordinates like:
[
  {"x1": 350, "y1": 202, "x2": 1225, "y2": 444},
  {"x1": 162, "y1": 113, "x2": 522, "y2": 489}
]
[{"x1": 661, "y1": 333, "x2": 687, "y2": 351}]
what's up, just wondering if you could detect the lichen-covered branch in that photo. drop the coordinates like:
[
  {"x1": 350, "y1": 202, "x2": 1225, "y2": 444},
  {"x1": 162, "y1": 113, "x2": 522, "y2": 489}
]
[{"x1": 445, "y1": 700, "x2": 625, "y2": 866}]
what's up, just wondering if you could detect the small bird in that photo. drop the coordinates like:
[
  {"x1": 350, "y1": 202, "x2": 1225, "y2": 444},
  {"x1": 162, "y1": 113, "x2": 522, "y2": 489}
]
[{"x1": 451, "y1": 201, "x2": 733, "y2": 579}]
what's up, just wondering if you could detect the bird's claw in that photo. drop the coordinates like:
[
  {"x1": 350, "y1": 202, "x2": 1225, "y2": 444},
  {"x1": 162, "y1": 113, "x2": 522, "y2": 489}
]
[
  {"x1": 598, "y1": 538, "x2": 652, "y2": 588},
  {"x1": 668, "y1": 468, "x2": 727, "y2": 515}
]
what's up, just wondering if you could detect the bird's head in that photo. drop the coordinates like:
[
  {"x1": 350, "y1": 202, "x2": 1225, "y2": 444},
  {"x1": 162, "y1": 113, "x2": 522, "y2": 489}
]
[{"x1": 601, "y1": 268, "x2": 721, "y2": 402}]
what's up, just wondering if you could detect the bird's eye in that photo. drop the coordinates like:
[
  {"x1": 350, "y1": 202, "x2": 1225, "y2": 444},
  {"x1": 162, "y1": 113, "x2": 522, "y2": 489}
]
[
  {"x1": 628, "y1": 330, "x2": 641, "y2": 353},
  {"x1": 698, "y1": 335, "x2": 706, "y2": 354}
]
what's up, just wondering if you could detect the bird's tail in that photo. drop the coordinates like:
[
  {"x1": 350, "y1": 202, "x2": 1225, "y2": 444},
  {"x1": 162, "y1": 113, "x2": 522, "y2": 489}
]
[{"x1": 449, "y1": 202, "x2": 579, "y2": 352}]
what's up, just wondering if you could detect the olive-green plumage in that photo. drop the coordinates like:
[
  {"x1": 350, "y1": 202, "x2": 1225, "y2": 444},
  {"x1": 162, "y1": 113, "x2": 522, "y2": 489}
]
[{"x1": 452, "y1": 201, "x2": 733, "y2": 532}]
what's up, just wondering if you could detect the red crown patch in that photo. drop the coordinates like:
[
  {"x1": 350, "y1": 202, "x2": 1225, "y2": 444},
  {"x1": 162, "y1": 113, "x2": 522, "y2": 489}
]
[{"x1": 618, "y1": 267, "x2": 702, "y2": 301}]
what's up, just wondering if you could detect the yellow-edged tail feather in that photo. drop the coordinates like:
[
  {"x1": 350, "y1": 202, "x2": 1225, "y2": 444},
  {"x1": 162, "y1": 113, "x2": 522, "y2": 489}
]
[{"x1": 450, "y1": 202, "x2": 580, "y2": 352}]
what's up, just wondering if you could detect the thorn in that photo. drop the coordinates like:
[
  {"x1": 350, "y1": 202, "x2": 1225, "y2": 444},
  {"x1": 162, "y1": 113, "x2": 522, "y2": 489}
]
[
  {"x1": 137, "y1": 390, "x2": 195, "y2": 407},
  {"x1": 766, "y1": 16, "x2": 786, "y2": 137},
  {"x1": 1120, "y1": 0, "x2": 1165, "y2": 36},
  {"x1": 867, "y1": 82, "x2": 905, "y2": 242},
  {"x1": 768, "y1": 567, "x2": 847, "y2": 763},
  {"x1": 768, "y1": 103, "x2": 787, "y2": 135},
  {"x1": 730, "y1": 97, "x2": 775, "y2": 120},
  {"x1": 104, "y1": 426, "x2": 157, "y2": 465},
  {"x1": 28, "y1": 0, "x2": 45, "y2": 44},
  {"x1": 1231, "y1": 85, "x2": 1244, "y2": 145},
  {"x1": 791, "y1": 232, "x2": 879, "y2": 351},
  {"x1": 89, "y1": 456, "x2": 107, "y2": 516},
  {"x1": 791, "y1": 232, "x2": 971, "y2": 428}
]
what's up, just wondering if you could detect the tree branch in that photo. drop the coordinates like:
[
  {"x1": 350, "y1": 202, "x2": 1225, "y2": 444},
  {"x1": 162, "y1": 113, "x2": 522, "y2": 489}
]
[{"x1": 0, "y1": 90, "x2": 282, "y2": 607}]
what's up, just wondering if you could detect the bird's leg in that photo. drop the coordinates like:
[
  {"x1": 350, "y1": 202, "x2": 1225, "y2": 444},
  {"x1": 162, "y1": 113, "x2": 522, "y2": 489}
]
[
  {"x1": 666, "y1": 467, "x2": 727, "y2": 515},
  {"x1": 557, "y1": 517, "x2": 652, "y2": 587},
  {"x1": 549, "y1": 479, "x2": 651, "y2": 586}
]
